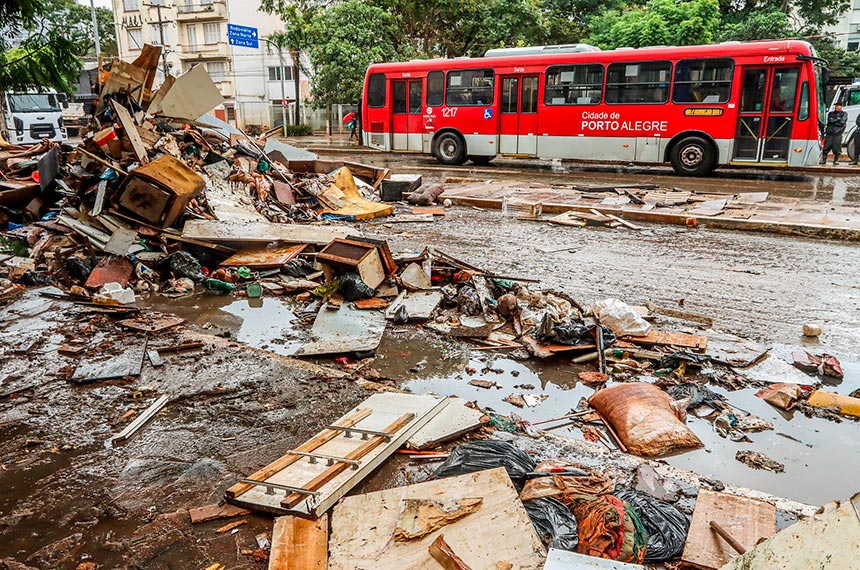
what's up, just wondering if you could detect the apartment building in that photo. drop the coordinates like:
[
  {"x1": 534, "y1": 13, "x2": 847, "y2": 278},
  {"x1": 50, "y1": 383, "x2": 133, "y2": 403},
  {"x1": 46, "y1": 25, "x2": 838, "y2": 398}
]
[{"x1": 111, "y1": 0, "x2": 311, "y2": 129}]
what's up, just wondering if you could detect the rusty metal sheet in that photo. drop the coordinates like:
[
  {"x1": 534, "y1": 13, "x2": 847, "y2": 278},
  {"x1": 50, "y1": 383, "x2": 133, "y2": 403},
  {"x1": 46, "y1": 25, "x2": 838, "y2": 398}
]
[
  {"x1": 85, "y1": 257, "x2": 134, "y2": 289},
  {"x1": 221, "y1": 244, "x2": 307, "y2": 269}
]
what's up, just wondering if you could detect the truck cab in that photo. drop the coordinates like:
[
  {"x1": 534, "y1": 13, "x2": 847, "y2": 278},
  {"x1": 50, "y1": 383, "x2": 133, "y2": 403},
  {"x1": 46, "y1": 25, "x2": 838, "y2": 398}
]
[
  {"x1": 830, "y1": 83, "x2": 860, "y2": 160},
  {"x1": 3, "y1": 90, "x2": 68, "y2": 144}
]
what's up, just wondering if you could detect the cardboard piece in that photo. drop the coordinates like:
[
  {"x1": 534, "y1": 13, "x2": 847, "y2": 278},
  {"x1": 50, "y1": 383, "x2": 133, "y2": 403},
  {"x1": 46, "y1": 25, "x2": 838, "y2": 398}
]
[{"x1": 328, "y1": 467, "x2": 546, "y2": 570}]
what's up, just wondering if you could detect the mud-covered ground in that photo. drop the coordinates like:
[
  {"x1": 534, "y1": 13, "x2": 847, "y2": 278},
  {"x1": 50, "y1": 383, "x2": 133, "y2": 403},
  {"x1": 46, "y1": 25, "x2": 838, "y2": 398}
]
[{"x1": 2, "y1": 161, "x2": 859, "y2": 568}]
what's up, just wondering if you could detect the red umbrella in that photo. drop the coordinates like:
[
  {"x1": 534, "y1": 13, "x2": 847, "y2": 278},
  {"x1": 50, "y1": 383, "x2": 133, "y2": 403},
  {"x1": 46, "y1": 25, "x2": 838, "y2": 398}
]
[{"x1": 342, "y1": 112, "x2": 356, "y2": 123}]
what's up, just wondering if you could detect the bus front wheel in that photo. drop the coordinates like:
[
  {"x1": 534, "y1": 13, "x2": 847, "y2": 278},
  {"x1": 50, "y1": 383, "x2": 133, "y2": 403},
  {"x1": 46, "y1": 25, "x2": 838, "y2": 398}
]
[
  {"x1": 434, "y1": 132, "x2": 467, "y2": 165},
  {"x1": 670, "y1": 136, "x2": 715, "y2": 176}
]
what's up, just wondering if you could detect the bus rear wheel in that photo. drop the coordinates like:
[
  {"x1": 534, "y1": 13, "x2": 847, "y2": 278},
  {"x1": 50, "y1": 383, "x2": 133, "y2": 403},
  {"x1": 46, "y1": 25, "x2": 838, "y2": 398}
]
[
  {"x1": 434, "y1": 132, "x2": 467, "y2": 165},
  {"x1": 670, "y1": 136, "x2": 715, "y2": 176}
]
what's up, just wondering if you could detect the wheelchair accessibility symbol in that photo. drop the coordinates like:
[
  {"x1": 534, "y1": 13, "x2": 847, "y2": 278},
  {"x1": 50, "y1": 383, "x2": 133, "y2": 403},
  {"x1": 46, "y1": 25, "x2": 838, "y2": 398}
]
[{"x1": 483, "y1": 108, "x2": 493, "y2": 120}]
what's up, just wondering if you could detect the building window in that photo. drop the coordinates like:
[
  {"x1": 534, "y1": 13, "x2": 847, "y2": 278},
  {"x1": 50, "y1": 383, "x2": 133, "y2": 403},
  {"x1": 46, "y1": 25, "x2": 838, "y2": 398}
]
[
  {"x1": 149, "y1": 0, "x2": 165, "y2": 5},
  {"x1": 268, "y1": 66, "x2": 293, "y2": 81},
  {"x1": 226, "y1": 106, "x2": 235, "y2": 121},
  {"x1": 446, "y1": 69, "x2": 494, "y2": 106},
  {"x1": 545, "y1": 64, "x2": 604, "y2": 105},
  {"x1": 672, "y1": 59, "x2": 733, "y2": 104},
  {"x1": 123, "y1": 0, "x2": 139, "y2": 10},
  {"x1": 186, "y1": 24, "x2": 198, "y2": 49},
  {"x1": 150, "y1": 23, "x2": 169, "y2": 46},
  {"x1": 203, "y1": 22, "x2": 220, "y2": 44},
  {"x1": 426, "y1": 71, "x2": 444, "y2": 106},
  {"x1": 126, "y1": 28, "x2": 143, "y2": 50},
  {"x1": 207, "y1": 61, "x2": 227, "y2": 82},
  {"x1": 606, "y1": 61, "x2": 671, "y2": 104},
  {"x1": 849, "y1": 42, "x2": 860, "y2": 52},
  {"x1": 854, "y1": 0, "x2": 860, "y2": 10}
]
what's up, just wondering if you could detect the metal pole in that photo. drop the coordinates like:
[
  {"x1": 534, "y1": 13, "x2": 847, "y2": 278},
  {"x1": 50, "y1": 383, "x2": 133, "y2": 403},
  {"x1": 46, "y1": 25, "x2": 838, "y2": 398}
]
[
  {"x1": 156, "y1": 4, "x2": 168, "y2": 78},
  {"x1": 279, "y1": 47, "x2": 287, "y2": 137},
  {"x1": 89, "y1": 0, "x2": 101, "y2": 60}
]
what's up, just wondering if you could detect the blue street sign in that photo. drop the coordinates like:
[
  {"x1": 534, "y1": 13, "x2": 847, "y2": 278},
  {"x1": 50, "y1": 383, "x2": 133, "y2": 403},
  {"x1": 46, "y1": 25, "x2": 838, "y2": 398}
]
[{"x1": 227, "y1": 23, "x2": 259, "y2": 48}]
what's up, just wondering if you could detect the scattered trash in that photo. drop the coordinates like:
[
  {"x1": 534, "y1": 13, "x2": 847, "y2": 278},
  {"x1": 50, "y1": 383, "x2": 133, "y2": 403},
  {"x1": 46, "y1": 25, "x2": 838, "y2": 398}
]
[{"x1": 735, "y1": 450, "x2": 785, "y2": 473}]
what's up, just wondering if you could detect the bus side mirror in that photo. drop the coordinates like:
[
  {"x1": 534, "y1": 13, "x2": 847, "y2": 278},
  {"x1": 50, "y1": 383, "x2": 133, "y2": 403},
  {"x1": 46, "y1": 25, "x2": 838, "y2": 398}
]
[{"x1": 822, "y1": 68, "x2": 831, "y2": 86}]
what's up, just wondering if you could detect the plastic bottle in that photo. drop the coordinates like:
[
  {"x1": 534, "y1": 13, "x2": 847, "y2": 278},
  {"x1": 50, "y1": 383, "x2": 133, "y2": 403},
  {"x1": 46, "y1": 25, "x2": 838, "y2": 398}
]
[{"x1": 204, "y1": 278, "x2": 236, "y2": 293}]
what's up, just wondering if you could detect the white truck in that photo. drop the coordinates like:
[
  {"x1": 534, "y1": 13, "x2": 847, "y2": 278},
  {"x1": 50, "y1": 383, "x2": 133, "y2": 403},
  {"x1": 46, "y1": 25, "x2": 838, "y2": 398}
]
[
  {"x1": 830, "y1": 82, "x2": 860, "y2": 161},
  {"x1": 2, "y1": 89, "x2": 68, "y2": 145}
]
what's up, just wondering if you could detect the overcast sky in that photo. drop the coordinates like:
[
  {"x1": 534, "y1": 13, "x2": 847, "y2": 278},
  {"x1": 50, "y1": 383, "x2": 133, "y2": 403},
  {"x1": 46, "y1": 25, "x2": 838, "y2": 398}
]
[{"x1": 78, "y1": 0, "x2": 112, "y2": 8}]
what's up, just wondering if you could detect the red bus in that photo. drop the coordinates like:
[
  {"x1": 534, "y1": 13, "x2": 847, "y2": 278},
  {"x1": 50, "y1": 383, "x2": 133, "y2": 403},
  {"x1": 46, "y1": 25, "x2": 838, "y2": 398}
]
[{"x1": 361, "y1": 41, "x2": 828, "y2": 175}]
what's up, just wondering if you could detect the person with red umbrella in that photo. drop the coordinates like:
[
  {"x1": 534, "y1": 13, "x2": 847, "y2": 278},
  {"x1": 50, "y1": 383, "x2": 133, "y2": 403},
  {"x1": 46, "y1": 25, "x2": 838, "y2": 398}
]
[{"x1": 343, "y1": 111, "x2": 358, "y2": 142}]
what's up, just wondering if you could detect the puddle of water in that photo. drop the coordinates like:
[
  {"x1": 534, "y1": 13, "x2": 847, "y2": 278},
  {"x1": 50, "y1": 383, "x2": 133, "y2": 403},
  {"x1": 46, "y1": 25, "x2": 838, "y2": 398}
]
[{"x1": 139, "y1": 292, "x2": 860, "y2": 505}]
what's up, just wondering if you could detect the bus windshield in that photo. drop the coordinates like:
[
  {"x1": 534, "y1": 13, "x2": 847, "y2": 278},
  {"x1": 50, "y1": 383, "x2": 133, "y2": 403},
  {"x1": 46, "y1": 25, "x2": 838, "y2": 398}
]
[
  {"x1": 8, "y1": 93, "x2": 60, "y2": 113},
  {"x1": 815, "y1": 65, "x2": 827, "y2": 126}
]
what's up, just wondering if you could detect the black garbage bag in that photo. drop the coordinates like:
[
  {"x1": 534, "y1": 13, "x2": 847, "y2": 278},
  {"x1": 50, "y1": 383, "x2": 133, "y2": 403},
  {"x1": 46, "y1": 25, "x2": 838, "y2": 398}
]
[
  {"x1": 440, "y1": 284, "x2": 459, "y2": 309},
  {"x1": 392, "y1": 304, "x2": 409, "y2": 324},
  {"x1": 659, "y1": 351, "x2": 712, "y2": 371},
  {"x1": 338, "y1": 272, "x2": 376, "y2": 301},
  {"x1": 523, "y1": 497, "x2": 579, "y2": 551},
  {"x1": 538, "y1": 314, "x2": 616, "y2": 347},
  {"x1": 456, "y1": 284, "x2": 482, "y2": 316},
  {"x1": 282, "y1": 258, "x2": 315, "y2": 278},
  {"x1": 162, "y1": 251, "x2": 205, "y2": 282},
  {"x1": 614, "y1": 488, "x2": 690, "y2": 562},
  {"x1": 64, "y1": 256, "x2": 92, "y2": 281},
  {"x1": 667, "y1": 383, "x2": 727, "y2": 411},
  {"x1": 433, "y1": 441, "x2": 536, "y2": 489}
]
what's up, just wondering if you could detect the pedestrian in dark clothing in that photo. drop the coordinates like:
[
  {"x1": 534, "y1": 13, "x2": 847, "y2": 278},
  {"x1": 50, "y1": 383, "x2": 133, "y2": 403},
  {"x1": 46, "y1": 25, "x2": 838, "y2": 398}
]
[{"x1": 821, "y1": 103, "x2": 848, "y2": 165}]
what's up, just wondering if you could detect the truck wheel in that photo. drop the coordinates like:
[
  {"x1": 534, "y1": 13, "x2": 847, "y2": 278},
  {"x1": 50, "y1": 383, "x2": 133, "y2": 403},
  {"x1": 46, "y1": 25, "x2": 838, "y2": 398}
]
[
  {"x1": 670, "y1": 136, "x2": 715, "y2": 176},
  {"x1": 434, "y1": 132, "x2": 467, "y2": 165},
  {"x1": 847, "y1": 133, "x2": 858, "y2": 163}
]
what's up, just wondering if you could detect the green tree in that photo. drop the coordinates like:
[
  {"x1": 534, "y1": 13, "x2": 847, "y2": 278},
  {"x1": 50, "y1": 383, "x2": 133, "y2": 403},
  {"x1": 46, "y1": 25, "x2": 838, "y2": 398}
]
[
  {"x1": 304, "y1": 0, "x2": 413, "y2": 107},
  {"x1": 587, "y1": 0, "x2": 721, "y2": 49},
  {"x1": 0, "y1": 0, "x2": 83, "y2": 95}
]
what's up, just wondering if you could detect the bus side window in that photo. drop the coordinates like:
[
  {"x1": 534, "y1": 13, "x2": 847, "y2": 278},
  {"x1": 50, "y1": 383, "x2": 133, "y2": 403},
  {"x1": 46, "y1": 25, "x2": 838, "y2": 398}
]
[
  {"x1": 798, "y1": 81, "x2": 810, "y2": 121},
  {"x1": 367, "y1": 73, "x2": 386, "y2": 108},
  {"x1": 446, "y1": 69, "x2": 495, "y2": 106},
  {"x1": 606, "y1": 61, "x2": 671, "y2": 104},
  {"x1": 427, "y1": 71, "x2": 444, "y2": 107},
  {"x1": 544, "y1": 64, "x2": 603, "y2": 105},
  {"x1": 393, "y1": 82, "x2": 407, "y2": 114},
  {"x1": 672, "y1": 59, "x2": 733, "y2": 104}
]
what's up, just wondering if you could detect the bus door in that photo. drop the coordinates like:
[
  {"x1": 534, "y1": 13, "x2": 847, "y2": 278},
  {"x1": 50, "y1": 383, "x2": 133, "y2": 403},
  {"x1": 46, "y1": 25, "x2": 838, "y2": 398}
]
[
  {"x1": 499, "y1": 75, "x2": 539, "y2": 155},
  {"x1": 734, "y1": 66, "x2": 800, "y2": 162},
  {"x1": 391, "y1": 79, "x2": 424, "y2": 151}
]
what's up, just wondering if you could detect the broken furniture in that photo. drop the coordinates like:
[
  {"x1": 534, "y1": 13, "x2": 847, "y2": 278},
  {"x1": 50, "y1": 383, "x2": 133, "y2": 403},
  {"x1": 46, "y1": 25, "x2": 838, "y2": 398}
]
[
  {"x1": 113, "y1": 154, "x2": 205, "y2": 229},
  {"x1": 316, "y1": 238, "x2": 387, "y2": 289}
]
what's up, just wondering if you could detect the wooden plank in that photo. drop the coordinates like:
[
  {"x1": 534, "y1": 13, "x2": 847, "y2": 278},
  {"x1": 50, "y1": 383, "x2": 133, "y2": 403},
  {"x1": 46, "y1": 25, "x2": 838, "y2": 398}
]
[
  {"x1": 280, "y1": 412, "x2": 416, "y2": 508},
  {"x1": 328, "y1": 467, "x2": 545, "y2": 570},
  {"x1": 189, "y1": 503, "x2": 251, "y2": 524},
  {"x1": 406, "y1": 397, "x2": 488, "y2": 450},
  {"x1": 229, "y1": 393, "x2": 449, "y2": 517},
  {"x1": 182, "y1": 220, "x2": 351, "y2": 246},
  {"x1": 107, "y1": 394, "x2": 169, "y2": 445},
  {"x1": 220, "y1": 244, "x2": 306, "y2": 268},
  {"x1": 681, "y1": 489, "x2": 776, "y2": 570},
  {"x1": 111, "y1": 100, "x2": 149, "y2": 163},
  {"x1": 268, "y1": 515, "x2": 328, "y2": 570},
  {"x1": 226, "y1": 407, "x2": 373, "y2": 499},
  {"x1": 216, "y1": 519, "x2": 247, "y2": 533},
  {"x1": 624, "y1": 329, "x2": 708, "y2": 351},
  {"x1": 428, "y1": 535, "x2": 473, "y2": 570}
]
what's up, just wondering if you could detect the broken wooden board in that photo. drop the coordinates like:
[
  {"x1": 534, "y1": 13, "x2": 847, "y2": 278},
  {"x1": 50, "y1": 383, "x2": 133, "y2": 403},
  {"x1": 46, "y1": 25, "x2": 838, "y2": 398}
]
[
  {"x1": 624, "y1": 329, "x2": 708, "y2": 351},
  {"x1": 702, "y1": 330, "x2": 769, "y2": 367},
  {"x1": 406, "y1": 397, "x2": 488, "y2": 450},
  {"x1": 117, "y1": 312, "x2": 184, "y2": 333},
  {"x1": 189, "y1": 504, "x2": 251, "y2": 524},
  {"x1": 720, "y1": 493, "x2": 860, "y2": 570},
  {"x1": 546, "y1": 211, "x2": 586, "y2": 227},
  {"x1": 157, "y1": 63, "x2": 223, "y2": 121},
  {"x1": 395, "y1": 498, "x2": 483, "y2": 541},
  {"x1": 681, "y1": 489, "x2": 776, "y2": 570},
  {"x1": 268, "y1": 515, "x2": 328, "y2": 570},
  {"x1": 107, "y1": 394, "x2": 169, "y2": 446},
  {"x1": 182, "y1": 220, "x2": 351, "y2": 246},
  {"x1": 111, "y1": 100, "x2": 149, "y2": 164},
  {"x1": 71, "y1": 337, "x2": 147, "y2": 383},
  {"x1": 220, "y1": 244, "x2": 307, "y2": 269},
  {"x1": 227, "y1": 393, "x2": 449, "y2": 517},
  {"x1": 293, "y1": 302, "x2": 386, "y2": 357},
  {"x1": 328, "y1": 467, "x2": 545, "y2": 570},
  {"x1": 353, "y1": 297, "x2": 391, "y2": 310},
  {"x1": 386, "y1": 290, "x2": 443, "y2": 322},
  {"x1": 428, "y1": 534, "x2": 473, "y2": 570},
  {"x1": 543, "y1": 548, "x2": 645, "y2": 569}
]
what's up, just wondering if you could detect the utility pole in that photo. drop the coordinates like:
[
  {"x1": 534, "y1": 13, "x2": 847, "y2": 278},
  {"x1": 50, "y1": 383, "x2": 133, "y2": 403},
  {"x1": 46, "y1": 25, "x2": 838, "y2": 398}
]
[
  {"x1": 89, "y1": 0, "x2": 101, "y2": 60},
  {"x1": 143, "y1": 2, "x2": 171, "y2": 79}
]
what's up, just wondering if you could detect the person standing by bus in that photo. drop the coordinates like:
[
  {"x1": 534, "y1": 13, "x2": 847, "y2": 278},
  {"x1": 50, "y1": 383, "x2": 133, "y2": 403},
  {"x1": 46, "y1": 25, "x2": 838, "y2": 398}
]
[{"x1": 821, "y1": 103, "x2": 847, "y2": 165}]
